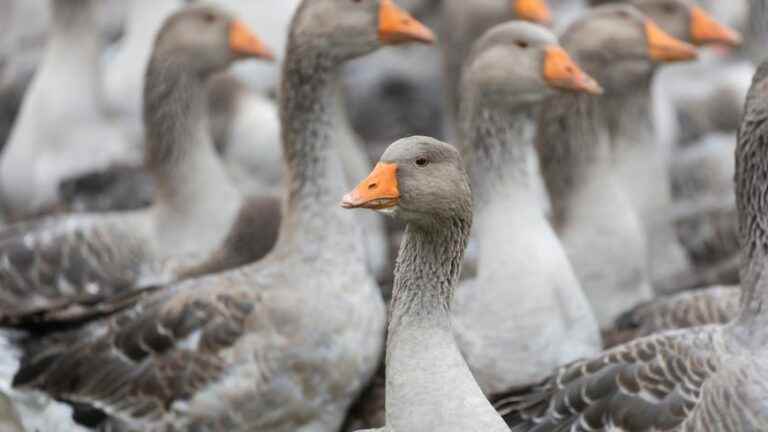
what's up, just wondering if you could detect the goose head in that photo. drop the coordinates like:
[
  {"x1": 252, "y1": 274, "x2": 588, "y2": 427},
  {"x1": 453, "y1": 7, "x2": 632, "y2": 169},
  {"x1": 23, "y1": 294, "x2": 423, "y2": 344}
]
[
  {"x1": 152, "y1": 5, "x2": 274, "y2": 76},
  {"x1": 341, "y1": 136, "x2": 471, "y2": 226},
  {"x1": 562, "y1": 4, "x2": 697, "y2": 92},
  {"x1": 290, "y1": 0, "x2": 435, "y2": 61},
  {"x1": 462, "y1": 21, "x2": 602, "y2": 110},
  {"x1": 629, "y1": 0, "x2": 742, "y2": 47}
]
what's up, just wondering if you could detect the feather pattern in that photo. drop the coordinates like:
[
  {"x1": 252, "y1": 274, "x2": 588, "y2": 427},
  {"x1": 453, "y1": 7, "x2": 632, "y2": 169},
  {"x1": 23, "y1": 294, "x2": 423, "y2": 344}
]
[
  {"x1": 606, "y1": 286, "x2": 740, "y2": 347},
  {"x1": 495, "y1": 328, "x2": 767, "y2": 431}
]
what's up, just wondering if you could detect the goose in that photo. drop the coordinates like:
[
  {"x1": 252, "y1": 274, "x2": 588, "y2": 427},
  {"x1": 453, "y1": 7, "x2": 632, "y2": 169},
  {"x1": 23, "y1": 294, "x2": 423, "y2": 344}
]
[
  {"x1": 341, "y1": 136, "x2": 509, "y2": 432},
  {"x1": 6, "y1": 0, "x2": 432, "y2": 429},
  {"x1": 539, "y1": 4, "x2": 696, "y2": 327},
  {"x1": 606, "y1": 0, "x2": 741, "y2": 291},
  {"x1": 451, "y1": 21, "x2": 602, "y2": 395},
  {"x1": 493, "y1": 60, "x2": 768, "y2": 432},
  {"x1": 0, "y1": 5, "x2": 278, "y2": 319},
  {"x1": 342, "y1": 23, "x2": 604, "y2": 430},
  {"x1": 440, "y1": 0, "x2": 552, "y2": 139},
  {"x1": 0, "y1": 0, "x2": 140, "y2": 219}
]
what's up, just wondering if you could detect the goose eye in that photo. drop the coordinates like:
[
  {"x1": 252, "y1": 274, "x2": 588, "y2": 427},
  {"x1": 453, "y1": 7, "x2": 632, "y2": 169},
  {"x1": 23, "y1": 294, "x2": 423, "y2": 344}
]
[
  {"x1": 662, "y1": 3, "x2": 676, "y2": 13},
  {"x1": 415, "y1": 158, "x2": 429, "y2": 167},
  {"x1": 203, "y1": 12, "x2": 216, "y2": 23},
  {"x1": 516, "y1": 41, "x2": 529, "y2": 49}
]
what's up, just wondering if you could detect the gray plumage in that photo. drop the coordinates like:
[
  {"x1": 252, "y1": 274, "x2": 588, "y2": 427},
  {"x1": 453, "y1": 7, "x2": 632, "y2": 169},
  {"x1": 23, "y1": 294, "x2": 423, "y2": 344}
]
[
  {"x1": 7, "y1": 1, "x2": 439, "y2": 429},
  {"x1": 0, "y1": 5, "x2": 280, "y2": 321},
  {"x1": 493, "y1": 59, "x2": 768, "y2": 432}
]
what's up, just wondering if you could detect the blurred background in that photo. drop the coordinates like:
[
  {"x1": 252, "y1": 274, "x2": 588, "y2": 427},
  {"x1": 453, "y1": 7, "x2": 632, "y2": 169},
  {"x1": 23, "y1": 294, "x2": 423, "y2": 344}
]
[{"x1": 0, "y1": 0, "x2": 764, "y2": 288}]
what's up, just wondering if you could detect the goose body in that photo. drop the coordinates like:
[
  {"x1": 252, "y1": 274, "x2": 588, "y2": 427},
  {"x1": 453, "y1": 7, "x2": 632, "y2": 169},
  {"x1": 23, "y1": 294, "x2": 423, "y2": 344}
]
[
  {"x1": 451, "y1": 22, "x2": 601, "y2": 394},
  {"x1": 494, "y1": 57, "x2": 768, "y2": 432},
  {"x1": 6, "y1": 1, "x2": 437, "y2": 428}
]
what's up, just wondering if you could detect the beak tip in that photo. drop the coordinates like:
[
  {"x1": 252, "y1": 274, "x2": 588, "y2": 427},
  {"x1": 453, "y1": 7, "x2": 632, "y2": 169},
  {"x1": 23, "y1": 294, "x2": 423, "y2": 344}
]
[{"x1": 340, "y1": 194, "x2": 357, "y2": 209}]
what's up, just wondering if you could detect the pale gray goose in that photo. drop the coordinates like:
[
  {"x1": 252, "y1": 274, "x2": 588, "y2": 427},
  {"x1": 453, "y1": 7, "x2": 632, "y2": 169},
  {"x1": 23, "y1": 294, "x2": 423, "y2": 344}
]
[
  {"x1": 342, "y1": 136, "x2": 509, "y2": 432},
  {"x1": 7, "y1": 1, "x2": 433, "y2": 429},
  {"x1": 539, "y1": 5, "x2": 696, "y2": 327},
  {"x1": 492, "y1": 60, "x2": 768, "y2": 432},
  {"x1": 606, "y1": 0, "x2": 741, "y2": 291},
  {"x1": 0, "y1": 0, "x2": 139, "y2": 219},
  {"x1": 342, "y1": 24, "x2": 604, "y2": 430},
  {"x1": 440, "y1": 0, "x2": 551, "y2": 139},
  {"x1": 0, "y1": 6, "x2": 278, "y2": 321},
  {"x1": 451, "y1": 21, "x2": 602, "y2": 394}
]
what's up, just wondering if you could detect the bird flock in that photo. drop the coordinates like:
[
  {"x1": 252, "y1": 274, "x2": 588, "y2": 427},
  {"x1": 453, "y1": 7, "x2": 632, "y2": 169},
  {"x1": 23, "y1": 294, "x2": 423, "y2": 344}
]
[{"x1": 0, "y1": 0, "x2": 766, "y2": 431}]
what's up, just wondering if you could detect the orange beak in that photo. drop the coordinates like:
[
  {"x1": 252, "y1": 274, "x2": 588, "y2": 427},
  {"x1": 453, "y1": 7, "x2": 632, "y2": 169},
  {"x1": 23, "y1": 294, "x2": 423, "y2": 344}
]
[
  {"x1": 379, "y1": 0, "x2": 436, "y2": 44},
  {"x1": 543, "y1": 46, "x2": 603, "y2": 95},
  {"x1": 229, "y1": 20, "x2": 275, "y2": 60},
  {"x1": 645, "y1": 19, "x2": 698, "y2": 62},
  {"x1": 690, "y1": 6, "x2": 742, "y2": 47},
  {"x1": 341, "y1": 163, "x2": 400, "y2": 210},
  {"x1": 514, "y1": 0, "x2": 552, "y2": 25}
]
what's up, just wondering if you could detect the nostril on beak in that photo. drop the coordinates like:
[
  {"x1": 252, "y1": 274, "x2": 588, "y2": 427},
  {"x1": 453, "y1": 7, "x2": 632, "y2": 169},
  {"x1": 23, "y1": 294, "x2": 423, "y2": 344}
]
[{"x1": 368, "y1": 183, "x2": 378, "y2": 190}]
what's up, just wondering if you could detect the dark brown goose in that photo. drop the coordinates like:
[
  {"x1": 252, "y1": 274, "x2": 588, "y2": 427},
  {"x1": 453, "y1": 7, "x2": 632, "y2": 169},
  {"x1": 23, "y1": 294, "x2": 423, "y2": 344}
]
[
  {"x1": 0, "y1": 5, "x2": 280, "y2": 321},
  {"x1": 342, "y1": 136, "x2": 509, "y2": 432},
  {"x1": 6, "y1": 1, "x2": 432, "y2": 430},
  {"x1": 493, "y1": 59, "x2": 768, "y2": 432},
  {"x1": 539, "y1": 5, "x2": 696, "y2": 328}
]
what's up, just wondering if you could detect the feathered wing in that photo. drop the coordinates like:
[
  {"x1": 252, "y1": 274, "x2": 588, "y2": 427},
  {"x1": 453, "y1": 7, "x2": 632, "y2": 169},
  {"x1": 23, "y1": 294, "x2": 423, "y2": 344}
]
[
  {"x1": 494, "y1": 328, "x2": 725, "y2": 431},
  {"x1": 11, "y1": 275, "x2": 257, "y2": 427},
  {"x1": 0, "y1": 213, "x2": 151, "y2": 319},
  {"x1": 605, "y1": 286, "x2": 740, "y2": 347}
]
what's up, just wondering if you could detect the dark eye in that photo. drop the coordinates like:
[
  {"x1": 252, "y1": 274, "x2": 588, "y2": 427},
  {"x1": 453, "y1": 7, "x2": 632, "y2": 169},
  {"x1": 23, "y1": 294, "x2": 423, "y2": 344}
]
[
  {"x1": 662, "y1": 3, "x2": 676, "y2": 14},
  {"x1": 203, "y1": 12, "x2": 216, "y2": 23},
  {"x1": 515, "y1": 40, "x2": 529, "y2": 49},
  {"x1": 617, "y1": 10, "x2": 631, "y2": 19},
  {"x1": 415, "y1": 158, "x2": 429, "y2": 167}
]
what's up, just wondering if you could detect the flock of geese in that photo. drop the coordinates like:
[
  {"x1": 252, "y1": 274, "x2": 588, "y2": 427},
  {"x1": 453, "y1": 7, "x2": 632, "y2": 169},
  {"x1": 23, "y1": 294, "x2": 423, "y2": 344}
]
[{"x1": 0, "y1": 0, "x2": 766, "y2": 431}]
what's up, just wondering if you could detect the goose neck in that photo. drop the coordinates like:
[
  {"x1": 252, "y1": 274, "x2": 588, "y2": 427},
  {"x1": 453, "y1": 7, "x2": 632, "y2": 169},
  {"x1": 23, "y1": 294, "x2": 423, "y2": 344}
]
[
  {"x1": 384, "y1": 215, "x2": 475, "y2": 427},
  {"x1": 735, "y1": 113, "x2": 768, "y2": 344},
  {"x1": 600, "y1": 82, "x2": 654, "y2": 155},
  {"x1": 460, "y1": 101, "x2": 538, "y2": 207},
  {"x1": 276, "y1": 42, "x2": 360, "y2": 252},
  {"x1": 388, "y1": 217, "x2": 471, "y2": 339},
  {"x1": 539, "y1": 93, "x2": 612, "y2": 224},
  {"x1": 144, "y1": 56, "x2": 239, "y2": 215}
]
